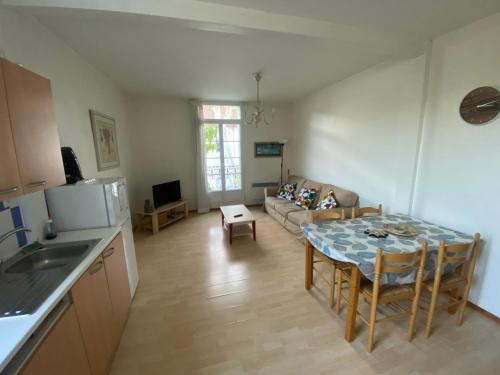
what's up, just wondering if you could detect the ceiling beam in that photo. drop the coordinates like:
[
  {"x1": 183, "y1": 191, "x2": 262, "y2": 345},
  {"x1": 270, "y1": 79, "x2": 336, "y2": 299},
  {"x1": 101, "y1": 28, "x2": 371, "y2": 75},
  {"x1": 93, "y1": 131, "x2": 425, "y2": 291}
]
[{"x1": 3, "y1": 0, "x2": 419, "y2": 55}]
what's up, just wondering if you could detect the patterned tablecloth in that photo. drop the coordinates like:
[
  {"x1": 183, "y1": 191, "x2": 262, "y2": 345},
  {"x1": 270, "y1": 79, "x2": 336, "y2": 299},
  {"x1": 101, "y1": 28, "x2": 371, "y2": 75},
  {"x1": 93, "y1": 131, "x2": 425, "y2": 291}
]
[{"x1": 300, "y1": 213, "x2": 474, "y2": 285}]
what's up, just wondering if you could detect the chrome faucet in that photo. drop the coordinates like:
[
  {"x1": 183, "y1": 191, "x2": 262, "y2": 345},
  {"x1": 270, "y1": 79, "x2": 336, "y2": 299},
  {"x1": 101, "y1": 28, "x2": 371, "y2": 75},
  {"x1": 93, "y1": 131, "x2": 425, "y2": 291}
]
[
  {"x1": 0, "y1": 227, "x2": 32, "y2": 245},
  {"x1": 0, "y1": 227, "x2": 32, "y2": 266}
]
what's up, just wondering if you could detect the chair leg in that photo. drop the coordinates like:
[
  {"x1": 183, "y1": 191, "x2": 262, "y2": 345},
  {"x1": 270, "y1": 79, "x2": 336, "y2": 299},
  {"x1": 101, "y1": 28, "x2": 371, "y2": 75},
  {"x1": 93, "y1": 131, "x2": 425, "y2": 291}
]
[
  {"x1": 329, "y1": 263, "x2": 336, "y2": 308},
  {"x1": 407, "y1": 286, "x2": 422, "y2": 341},
  {"x1": 367, "y1": 298, "x2": 377, "y2": 353},
  {"x1": 335, "y1": 270, "x2": 342, "y2": 314},
  {"x1": 457, "y1": 284, "x2": 473, "y2": 326},
  {"x1": 425, "y1": 288, "x2": 440, "y2": 338}
]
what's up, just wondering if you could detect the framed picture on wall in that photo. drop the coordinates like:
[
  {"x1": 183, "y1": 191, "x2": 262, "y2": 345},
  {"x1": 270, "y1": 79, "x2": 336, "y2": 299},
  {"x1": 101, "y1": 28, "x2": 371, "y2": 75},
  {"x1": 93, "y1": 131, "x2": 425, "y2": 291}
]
[
  {"x1": 89, "y1": 110, "x2": 120, "y2": 170},
  {"x1": 254, "y1": 142, "x2": 282, "y2": 157}
]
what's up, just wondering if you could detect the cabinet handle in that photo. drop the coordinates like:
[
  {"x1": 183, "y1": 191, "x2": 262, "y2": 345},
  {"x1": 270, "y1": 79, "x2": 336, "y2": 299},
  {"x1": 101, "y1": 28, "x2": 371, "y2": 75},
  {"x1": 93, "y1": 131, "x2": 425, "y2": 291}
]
[
  {"x1": 26, "y1": 180, "x2": 47, "y2": 188},
  {"x1": 0, "y1": 186, "x2": 18, "y2": 195},
  {"x1": 89, "y1": 261, "x2": 104, "y2": 275},
  {"x1": 103, "y1": 248, "x2": 115, "y2": 258}
]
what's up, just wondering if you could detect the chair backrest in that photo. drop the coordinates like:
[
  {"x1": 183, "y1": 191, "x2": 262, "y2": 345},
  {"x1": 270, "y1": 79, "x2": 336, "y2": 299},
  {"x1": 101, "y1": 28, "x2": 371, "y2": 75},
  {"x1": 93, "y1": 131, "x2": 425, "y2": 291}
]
[
  {"x1": 352, "y1": 204, "x2": 382, "y2": 219},
  {"x1": 311, "y1": 209, "x2": 345, "y2": 224},
  {"x1": 372, "y1": 243, "x2": 428, "y2": 289},
  {"x1": 435, "y1": 233, "x2": 481, "y2": 278}
]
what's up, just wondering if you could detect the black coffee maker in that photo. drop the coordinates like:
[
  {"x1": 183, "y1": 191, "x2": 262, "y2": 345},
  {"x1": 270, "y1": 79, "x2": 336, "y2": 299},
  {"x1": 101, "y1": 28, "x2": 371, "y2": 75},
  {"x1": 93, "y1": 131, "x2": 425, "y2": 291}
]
[{"x1": 61, "y1": 147, "x2": 84, "y2": 184}]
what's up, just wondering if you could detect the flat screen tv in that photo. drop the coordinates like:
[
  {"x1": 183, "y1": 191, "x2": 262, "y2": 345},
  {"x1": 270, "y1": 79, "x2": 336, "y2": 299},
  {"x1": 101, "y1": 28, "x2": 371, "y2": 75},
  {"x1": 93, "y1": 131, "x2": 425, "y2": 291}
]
[{"x1": 152, "y1": 180, "x2": 181, "y2": 208}]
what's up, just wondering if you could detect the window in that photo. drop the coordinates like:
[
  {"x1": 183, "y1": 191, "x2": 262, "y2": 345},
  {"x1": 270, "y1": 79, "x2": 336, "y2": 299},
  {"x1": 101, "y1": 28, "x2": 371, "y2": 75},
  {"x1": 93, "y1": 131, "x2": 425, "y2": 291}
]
[{"x1": 202, "y1": 104, "x2": 242, "y2": 192}]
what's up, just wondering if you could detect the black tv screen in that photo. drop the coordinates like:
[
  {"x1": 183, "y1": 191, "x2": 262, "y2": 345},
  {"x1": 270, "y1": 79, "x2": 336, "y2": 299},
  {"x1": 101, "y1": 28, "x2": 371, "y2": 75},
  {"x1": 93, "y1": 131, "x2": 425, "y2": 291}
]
[{"x1": 152, "y1": 180, "x2": 181, "y2": 208}]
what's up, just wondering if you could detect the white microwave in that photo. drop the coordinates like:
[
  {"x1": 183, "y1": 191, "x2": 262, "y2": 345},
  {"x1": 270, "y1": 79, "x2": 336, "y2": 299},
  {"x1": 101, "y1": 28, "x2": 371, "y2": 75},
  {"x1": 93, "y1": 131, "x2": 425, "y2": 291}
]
[{"x1": 46, "y1": 177, "x2": 130, "y2": 231}]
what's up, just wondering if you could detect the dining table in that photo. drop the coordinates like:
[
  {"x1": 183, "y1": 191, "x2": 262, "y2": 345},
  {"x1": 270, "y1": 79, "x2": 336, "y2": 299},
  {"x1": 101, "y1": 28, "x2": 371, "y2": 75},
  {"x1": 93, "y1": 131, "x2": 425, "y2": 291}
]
[{"x1": 300, "y1": 213, "x2": 475, "y2": 342}]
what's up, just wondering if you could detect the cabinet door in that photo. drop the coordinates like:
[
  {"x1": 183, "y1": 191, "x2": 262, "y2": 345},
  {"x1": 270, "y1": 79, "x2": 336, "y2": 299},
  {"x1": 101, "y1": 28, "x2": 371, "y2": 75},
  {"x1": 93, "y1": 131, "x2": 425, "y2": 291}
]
[
  {"x1": 0, "y1": 63, "x2": 22, "y2": 200},
  {"x1": 103, "y1": 232, "x2": 132, "y2": 349},
  {"x1": 1, "y1": 59, "x2": 65, "y2": 194},
  {"x1": 20, "y1": 305, "x2": 91, "y2": 375},
  {"x1": 71, "y1": 256, "x2": 114, "y2": 375}
]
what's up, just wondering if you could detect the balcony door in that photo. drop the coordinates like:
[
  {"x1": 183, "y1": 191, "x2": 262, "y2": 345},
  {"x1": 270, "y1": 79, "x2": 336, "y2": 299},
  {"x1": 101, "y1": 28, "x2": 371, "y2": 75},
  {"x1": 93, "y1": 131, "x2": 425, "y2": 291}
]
[{"x1": 201, "y1": 104, "x2": 243, "y2": 207}]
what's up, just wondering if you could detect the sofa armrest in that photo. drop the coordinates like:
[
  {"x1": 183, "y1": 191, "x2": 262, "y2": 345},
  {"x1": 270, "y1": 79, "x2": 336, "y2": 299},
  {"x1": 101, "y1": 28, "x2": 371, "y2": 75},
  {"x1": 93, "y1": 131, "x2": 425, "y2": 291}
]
[{"x1": 264, "y1": 186, "x2": 279, "y2": 197}]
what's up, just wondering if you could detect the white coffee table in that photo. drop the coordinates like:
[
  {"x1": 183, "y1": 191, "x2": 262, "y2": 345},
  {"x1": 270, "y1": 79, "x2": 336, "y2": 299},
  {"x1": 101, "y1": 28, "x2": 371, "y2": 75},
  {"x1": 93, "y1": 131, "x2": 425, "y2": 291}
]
[{"x1": 220, "y1": 204, "x2": 256, "y2": 244}]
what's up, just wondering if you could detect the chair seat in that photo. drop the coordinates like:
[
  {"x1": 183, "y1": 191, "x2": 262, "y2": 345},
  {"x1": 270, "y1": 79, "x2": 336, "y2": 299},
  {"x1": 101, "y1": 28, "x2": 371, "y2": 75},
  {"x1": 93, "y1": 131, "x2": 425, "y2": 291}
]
[
  {"x1": 361, "y1": 282, "x2": 415, "y2": 304},
  {"x1": 425, "y1": 273, "x2": 466, "y2": 292}
]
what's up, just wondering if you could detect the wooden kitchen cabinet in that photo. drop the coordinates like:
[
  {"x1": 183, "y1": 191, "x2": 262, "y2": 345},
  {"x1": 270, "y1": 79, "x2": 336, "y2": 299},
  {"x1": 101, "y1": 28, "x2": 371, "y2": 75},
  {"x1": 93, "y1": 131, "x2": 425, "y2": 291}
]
[
  {"x1": 0, "y1": 63, "x2": 22, "y2": 200},
  {"x1": 103, "y1": 232, "x2": 132, "y2": 350},
  {"x1": 20, "y1": 305, "x2": 91, "y2": 375},
  {"x1": 71, "y1": 256, "x2": 114, "y2": 375},
  {"x1": 1, "y1": 58, "x2": 65, "y2": 194}
]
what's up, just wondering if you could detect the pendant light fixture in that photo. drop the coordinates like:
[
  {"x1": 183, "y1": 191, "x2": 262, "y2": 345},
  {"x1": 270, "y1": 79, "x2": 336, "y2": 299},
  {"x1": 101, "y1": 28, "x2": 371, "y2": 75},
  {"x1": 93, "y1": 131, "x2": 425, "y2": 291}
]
[{"x1": 244, "y1": 72, "x2": 275, "y2": 127}]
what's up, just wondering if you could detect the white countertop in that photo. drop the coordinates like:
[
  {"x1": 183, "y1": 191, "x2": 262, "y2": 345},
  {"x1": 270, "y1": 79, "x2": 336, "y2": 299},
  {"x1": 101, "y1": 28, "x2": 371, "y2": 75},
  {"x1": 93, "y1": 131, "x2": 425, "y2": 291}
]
[{"x1": 0, "y1": 227, "x2": 121, "y2": 372}]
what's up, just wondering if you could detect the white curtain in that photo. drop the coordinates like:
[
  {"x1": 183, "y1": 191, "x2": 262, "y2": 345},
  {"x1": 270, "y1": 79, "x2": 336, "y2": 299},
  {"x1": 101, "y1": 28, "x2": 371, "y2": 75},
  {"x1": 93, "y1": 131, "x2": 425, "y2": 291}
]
[{"x1": 191, "y1": 101, "x2": 210, "y2": 213}]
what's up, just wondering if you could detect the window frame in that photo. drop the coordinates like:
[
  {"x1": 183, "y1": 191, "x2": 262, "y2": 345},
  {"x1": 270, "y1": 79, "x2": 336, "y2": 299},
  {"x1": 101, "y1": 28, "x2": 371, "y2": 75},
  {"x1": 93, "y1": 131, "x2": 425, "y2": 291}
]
[{"x1": 201, "y1": 103, "x2": 242, "y2": 193}]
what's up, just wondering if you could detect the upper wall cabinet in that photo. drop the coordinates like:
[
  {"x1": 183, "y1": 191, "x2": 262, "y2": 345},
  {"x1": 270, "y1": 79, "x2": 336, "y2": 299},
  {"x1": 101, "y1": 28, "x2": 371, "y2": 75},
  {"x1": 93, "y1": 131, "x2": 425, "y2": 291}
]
[
  {"x1": 1, "y1": 58, "x2": 65, "y2": 195},
  {"x1": 0, "y1": 64, "x2": 22, "y2": 200}
]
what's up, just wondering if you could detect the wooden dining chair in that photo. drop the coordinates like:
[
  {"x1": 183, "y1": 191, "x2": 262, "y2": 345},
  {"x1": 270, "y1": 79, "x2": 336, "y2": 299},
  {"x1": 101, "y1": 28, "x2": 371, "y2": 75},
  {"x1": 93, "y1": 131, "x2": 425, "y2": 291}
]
[
  {"x1": 309, "y1": 209, "x2": 345, "y2": 224},
  {"x1": 333, "y1": 204, "x2": 382, "y2": 313},
  {"x1": 422, "y1": 233, "x2": 481, "y2": 337},
  {"x1": 309, "y1": 209, "x2": 347, "y2": 308},
  {"x1": 338, "y1": 243, "x2": 427, "y2": 352},
  {"x1": 351, "y1": 204, "x2": 382, "y2": 218}
]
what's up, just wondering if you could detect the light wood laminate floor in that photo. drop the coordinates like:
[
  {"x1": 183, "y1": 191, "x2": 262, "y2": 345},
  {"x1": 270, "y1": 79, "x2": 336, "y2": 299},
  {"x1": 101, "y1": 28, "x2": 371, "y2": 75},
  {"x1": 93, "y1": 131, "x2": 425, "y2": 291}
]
[{"x1": 111, "y1": 209, "x2": 500, "y2": 375}]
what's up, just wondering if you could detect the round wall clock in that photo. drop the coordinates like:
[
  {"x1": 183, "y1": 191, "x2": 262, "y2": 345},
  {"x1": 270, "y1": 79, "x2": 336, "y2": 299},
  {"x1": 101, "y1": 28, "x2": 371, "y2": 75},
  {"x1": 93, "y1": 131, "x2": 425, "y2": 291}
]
[{"x1": 460, "y1": 86, "x2": 500, "y2": 125}]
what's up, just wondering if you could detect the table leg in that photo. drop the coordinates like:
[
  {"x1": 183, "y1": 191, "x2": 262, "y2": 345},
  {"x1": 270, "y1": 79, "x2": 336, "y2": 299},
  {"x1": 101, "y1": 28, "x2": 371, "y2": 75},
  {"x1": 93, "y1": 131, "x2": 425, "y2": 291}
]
[
  {"x1": 221, "y1": 211, "x2": 224, "y2": 226},
  {"x1": 135, "y1": 213, "x2": 143, "y2": 231},
  {"x1": 229, "y1": 223, "x2": 233, "y2": 245},
  {"x1": 252, "y1": 220, "x2": 256, "y2": 241},
  {"x1": 305, "y1": 240, "x2": 313, "y2": 290},
  {"x1": 151, "y1": 213, "x2": 159, "y2": 235},
  {"x1": 344, "y1": 265, "x2": 361, "y2": 342}
]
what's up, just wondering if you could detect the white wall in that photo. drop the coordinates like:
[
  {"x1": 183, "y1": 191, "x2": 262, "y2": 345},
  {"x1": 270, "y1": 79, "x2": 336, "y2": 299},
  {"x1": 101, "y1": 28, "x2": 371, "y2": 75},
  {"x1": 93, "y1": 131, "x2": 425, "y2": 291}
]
[
  {"x1": 241, "y1": 102, "x2": 292, "y2": 204},
  {"x1": 0, "y1": 6, "x2": 134, "y2": 255},
  {"x1": 290, "y1": 12, "x2": 500, "y2": 316},
  {"x1": 126, "y1": 96, "x2": 197, "y2": 210},
  {"x1": 126, "y1": 98, "x2": 291, "y2": 210},
  {"x1": 412, "y1": 12, "x2": 500, "y2": 316},
  {"x1": 290, "y1": 57, "x2": 425, "y2": 212},
  {"x1": 0, "y1": 5, "x2": 134, "y2": 182}
]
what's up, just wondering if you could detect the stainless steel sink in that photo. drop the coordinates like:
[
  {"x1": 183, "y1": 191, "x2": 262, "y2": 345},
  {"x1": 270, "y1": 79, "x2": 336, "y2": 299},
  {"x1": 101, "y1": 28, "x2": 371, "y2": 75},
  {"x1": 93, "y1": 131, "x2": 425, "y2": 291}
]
[
  {"x1": 4, "y1": 244, "x2": 91, "y2": 274},
  {"x1": 0, "y1": 239, "x2": 100, "y2": 317}
]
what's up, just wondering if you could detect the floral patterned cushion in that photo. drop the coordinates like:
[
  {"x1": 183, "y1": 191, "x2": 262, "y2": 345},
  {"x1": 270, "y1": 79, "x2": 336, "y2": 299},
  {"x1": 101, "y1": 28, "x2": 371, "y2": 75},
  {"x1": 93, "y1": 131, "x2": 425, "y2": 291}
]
[
  {"x1": 277, "y1": 182, "x2": 297, "y2": 201},
  {"x1": 295, "y1": 187, "x2": 318, "y2": 209},
  {"x1": 316, "y1": 189, "x2": 338, "y2": 210}
]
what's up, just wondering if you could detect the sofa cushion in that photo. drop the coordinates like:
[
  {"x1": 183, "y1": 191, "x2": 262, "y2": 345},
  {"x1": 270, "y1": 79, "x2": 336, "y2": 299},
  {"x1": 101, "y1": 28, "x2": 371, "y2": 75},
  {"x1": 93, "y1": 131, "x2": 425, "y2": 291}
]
[
  {"x1": 303, "y1": 179, "x2": 323, "y2": 192},
  {"x1": 316, "y1": 189, "x2": 338, "y2": 210},
  {"x1": 287, "y1": 210, "x2": 310, "y2": 226},
  {"x1": 320, "y1": 184, "x2": 359, "y2": 207},
  {"x1": 287, "y1": 175, "x2": 307, "y2": 193},
  {"x1": 295, "y1": 187, "x2": 318, "y2": 209},
  {"x1": 275, "y1": 202, "x2": 303, "y2": 218},
  {"x1": 265, "y1": 196, "x2": 289, "y2": 210},
  {"x1": 277, "y1": 182, "x2": 297, "y2": 201}
]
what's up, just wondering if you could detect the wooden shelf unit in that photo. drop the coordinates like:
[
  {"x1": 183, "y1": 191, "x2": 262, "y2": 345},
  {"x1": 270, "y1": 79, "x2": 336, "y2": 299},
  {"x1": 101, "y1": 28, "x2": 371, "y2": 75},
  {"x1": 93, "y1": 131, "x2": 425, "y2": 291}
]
[{"x1": 135, "y1": 201, "x2": 188, "y2": 234}]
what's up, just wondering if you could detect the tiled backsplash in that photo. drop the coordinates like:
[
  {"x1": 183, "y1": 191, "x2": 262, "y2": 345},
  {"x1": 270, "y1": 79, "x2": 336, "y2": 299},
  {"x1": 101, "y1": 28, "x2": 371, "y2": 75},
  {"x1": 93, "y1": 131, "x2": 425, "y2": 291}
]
[{"x1": 0, "y1": 199, "x2": 28, "y2": 260}]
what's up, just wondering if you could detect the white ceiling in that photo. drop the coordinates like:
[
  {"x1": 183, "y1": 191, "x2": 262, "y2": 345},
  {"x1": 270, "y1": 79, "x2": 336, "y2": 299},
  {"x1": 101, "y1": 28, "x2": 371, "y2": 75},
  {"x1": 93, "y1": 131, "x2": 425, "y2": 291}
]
[{"x1": 5, "y1": 0, "x2": 500, "y2": 101}]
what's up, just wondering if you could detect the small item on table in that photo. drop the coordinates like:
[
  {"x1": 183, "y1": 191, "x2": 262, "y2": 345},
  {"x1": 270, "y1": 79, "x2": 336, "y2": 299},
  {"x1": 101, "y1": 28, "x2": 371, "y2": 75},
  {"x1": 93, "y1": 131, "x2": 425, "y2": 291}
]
[
  {"x1": 364, "y1": 228, "x2": 388, "y2": 238},
  {"x1": 383, "y1": 223, "x2": 418, "y2": 237},
  {"x1": 234, "y1": 214, "x2": 243, "y2": 218},
  {"x1": 143, "y1": 199, "x2": 154, "y2": 213}
]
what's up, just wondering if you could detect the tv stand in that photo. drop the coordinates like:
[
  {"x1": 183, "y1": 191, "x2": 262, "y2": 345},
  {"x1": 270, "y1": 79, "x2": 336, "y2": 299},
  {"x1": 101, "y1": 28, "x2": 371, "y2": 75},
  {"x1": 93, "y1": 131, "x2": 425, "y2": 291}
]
[{"x1": 135, "y1": 200, "x2": 188, "y2": 234}]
